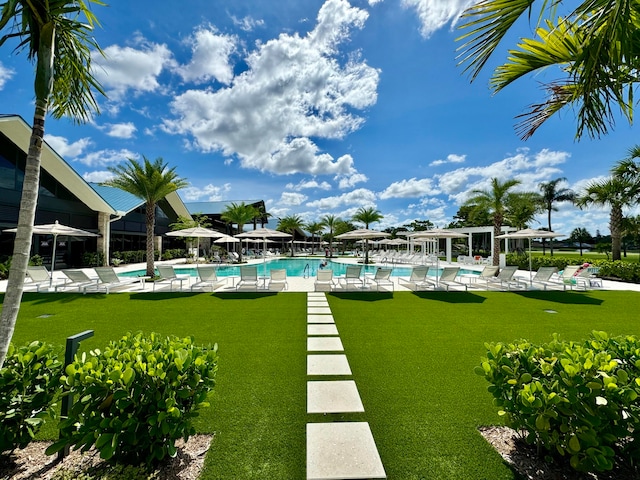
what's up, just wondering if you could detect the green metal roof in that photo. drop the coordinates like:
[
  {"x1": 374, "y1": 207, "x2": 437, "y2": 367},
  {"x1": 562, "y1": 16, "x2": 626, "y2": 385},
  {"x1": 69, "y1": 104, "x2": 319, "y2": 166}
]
[
  {"x1": 185, "y1": 200, "x2": 263, "y2": 215},
  {"x1": 89, "y1": 183, "x2": 144, "y2": 215}
]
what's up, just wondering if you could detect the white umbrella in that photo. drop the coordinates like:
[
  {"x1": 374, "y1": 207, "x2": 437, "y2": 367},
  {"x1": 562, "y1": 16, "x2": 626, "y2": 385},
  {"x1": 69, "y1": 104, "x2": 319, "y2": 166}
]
[
  {"x1": 410, "y1": 229, "x2": 468, "y2": 286},
  {"x1": 166, "y1": 226, "x2": 226, "y2": 264},
  {"x1": 4, "y1": 220, "x2": 99, "y2": 286},
  {"x1": 213, "y1": 234, "x2": 239, "y2": 243},
  {"x1": 496, "y1": 228, "x2": 565, "y2": 284},
  {"x1": 335, "y1": 229, "x2": 390, "y2": 264},
  {"x1": 236, "y1": 228, "x2": 292, "y2": 275}
]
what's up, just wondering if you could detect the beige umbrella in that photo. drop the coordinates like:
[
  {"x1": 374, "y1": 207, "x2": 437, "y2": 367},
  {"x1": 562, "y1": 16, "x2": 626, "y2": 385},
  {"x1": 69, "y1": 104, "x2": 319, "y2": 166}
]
[
  {"x1": 236, "y1": 228, "x2": 292, "y2": 275},
  {"x1": 410, "y1": 229, "x2": 468, "y2": 286},
  {"x1": 335, "y1": 229, "x2": 390, "y2": 264},
  {"x1": 166, "y1": 226, "x2": 226, "y2": 264}
]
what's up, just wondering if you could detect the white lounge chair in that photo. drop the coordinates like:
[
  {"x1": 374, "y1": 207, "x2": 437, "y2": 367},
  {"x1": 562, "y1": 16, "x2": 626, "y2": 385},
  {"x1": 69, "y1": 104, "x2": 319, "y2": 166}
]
[
  {"x1": 267, "y1": 269, "x2": 288, "y2": 291},
  {"x1": 56, "y1": 269, "x2": 99, "y2": 293},
  {"x1": 94, "y1": 267, "x2": 144, "y2": 294},
  {"x1": 191, "y1": 265, "x2": 226, "y2": 292},
  {"x1": 315, "y1": 269, "x2": 336, "y2": 292},
  {"x1": 464, "y1": 265, "x2": 498, "y2": 287},
  {"x1": 398, "y1": 266, "x2": 431, "y2": 291},
  {"x1": 523, "y1": 267, "x2": 566, "y2": 290},
  {"x1": 480, "y1": 266, "x2": 525, "y2": 291},
  {"x1": 154, "y1": 265, "x2": 189, "y2": 292},
  {"x1": 340, "y1": 265, "x2": 364, "y2": 290},
  {"x1": 575, "y1": 267, "x2": 604, "y2": 289},
  {"x1": 236, "y1": 265, "x2": 259, "y2": 291},
  {"x1": 366, "y1": 267, "x2": 394, "y2": 291},
  {"x1": 25, "y1": 266, "x2": 57, "y2": 292},
  {"x1": 435, "y1": 267, "x2": 468, "y2": 291}
]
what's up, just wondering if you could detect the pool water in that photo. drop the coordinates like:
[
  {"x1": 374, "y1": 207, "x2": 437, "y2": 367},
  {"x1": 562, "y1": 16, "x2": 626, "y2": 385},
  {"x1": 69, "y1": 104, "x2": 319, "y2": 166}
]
[{"x1": 120, "y1": 258, "x2": 480, "y2": 278}]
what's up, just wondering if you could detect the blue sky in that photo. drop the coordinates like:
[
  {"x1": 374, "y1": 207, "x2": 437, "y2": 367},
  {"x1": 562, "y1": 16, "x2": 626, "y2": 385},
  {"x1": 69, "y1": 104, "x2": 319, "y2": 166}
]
[{"x1": 1, "y1": 0, "x2": 636, "y2": 236}]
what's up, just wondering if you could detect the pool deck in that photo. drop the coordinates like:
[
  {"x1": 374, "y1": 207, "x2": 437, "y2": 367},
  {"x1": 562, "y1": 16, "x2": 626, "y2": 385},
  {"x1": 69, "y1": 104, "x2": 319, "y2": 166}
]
[{"x1": 2, "y1": 257, "x2": 640, "y2": 293}]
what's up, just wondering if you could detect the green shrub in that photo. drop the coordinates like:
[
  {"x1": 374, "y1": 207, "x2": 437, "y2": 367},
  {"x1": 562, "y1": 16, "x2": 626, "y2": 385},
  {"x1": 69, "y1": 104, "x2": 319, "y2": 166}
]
[
  {"x1": 0, "y1": 341, "x2": 62, "y2": 454},
  {"x1": 47, "y1": 332, "x2": 218, "y2": 465},
  {"x1": 29, "y1": 254, "x2": 44, "y2": 266},
  {"x1": 476, "y1": 331, "x2": 640, "y2": 473},
  {"x1": 82, "y1": 251, "x2": 105, "y2": 267},
  {"x1": 0, "y1": 256, "x2": 10, "y2": 280}
]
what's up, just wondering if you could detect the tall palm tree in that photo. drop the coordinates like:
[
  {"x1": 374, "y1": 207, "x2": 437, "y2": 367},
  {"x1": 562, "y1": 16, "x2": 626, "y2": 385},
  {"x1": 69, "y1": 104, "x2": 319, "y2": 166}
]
[
  {"x1": 352, "y1": 206, "x2": 383, "y2": 264},
  {"x1": 277, "y1": 215, "x2": 305, "y2": 257},
  {"x1": 464, "y1": 178, "x2": 521, "y2": 266},
  {"x1": 321, "y1": 214, "x2": 340, "y2": 258},
  {"x1": 220, "y1": 202, "x2": 259, "y2": 263},
  {"x1": 457, "y1": 1, "x2": 639, "y2": 140},
  {"x1": 104, "y1": 157, "x2": 187, "y2": 277},
  {"x1": 575, "y1": 177, "x2": 638, "y2": 261},
  {"x1": 306, "y1": 221, "x2": 324, "y2": 255},
  {"x1": 539, "y1": 178, "x2": 575, "y2": 256},
  {"x1": 0, "y1": 0, "x2": 105, "y2": 369},
  {"x1": 569, "y1": 227, "x2": 592, "y2": 256}
]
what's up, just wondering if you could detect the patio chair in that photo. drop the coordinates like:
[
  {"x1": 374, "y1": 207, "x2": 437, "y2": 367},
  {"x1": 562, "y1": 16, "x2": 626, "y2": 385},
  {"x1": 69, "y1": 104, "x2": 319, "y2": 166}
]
[
  {"x1": 575, "y1": 267, "x2": 604, "y2": 289},
  {"x1": 314, "y1": 269, "x2": 336, "y2": 292},
  {"x1": 267, "y1": 269, "x2": 288, "y2": 291},
  {"x1": 398, "y1": 266, "x2": 431, "y2": 291},
  {"x1": 435, "y1": 267, "x2": 468, "y2": 292},
  {"x1": 464, "y1": 265, "x2": 498, "y2": 287},
  {"x1": 524, "y1": 266, "x2": 566, "y2": 291},
  {"x1": 154, "y1": 265, "x2": 189, "y2": 292},
  {"x1": 480, "y1": 266, "x2": 525, "y2": 291},
  {"x1": 95, "y1": 267, "x2": 144, "y2": 294},
  {"x1": 557, "y1": 265, "x2": 583, "y2": 290},
  {"x1": 366, "y1": 267, "x2": 394, "y2": 291},
  {"x1": 191, "y1": 265, "x2": 226, "y2": 292},
  {"x1": 341, "y1": 265, "x2": 364, "y2": 290},
  {"x1": 236, "y1": 265, "x2": 259, "y2": 291},
  {"x1": 55, "y1": 269, "x2": 99, "y2": 293},
  {"x1": 25, "y1": 266, "x2": 57, "y2": 292}
]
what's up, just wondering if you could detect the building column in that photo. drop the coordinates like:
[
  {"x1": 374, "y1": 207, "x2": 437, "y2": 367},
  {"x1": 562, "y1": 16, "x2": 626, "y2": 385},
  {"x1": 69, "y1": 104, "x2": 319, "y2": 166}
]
[{"x1": 97, "y1": 212, "x2": 110, "y2": 266}]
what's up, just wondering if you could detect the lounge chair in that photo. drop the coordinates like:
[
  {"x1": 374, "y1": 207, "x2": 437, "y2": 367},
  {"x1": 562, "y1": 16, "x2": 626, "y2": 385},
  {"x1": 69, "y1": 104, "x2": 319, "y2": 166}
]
[
  {"x1": 524, "y1": 266, "x2": 566, "y2": 290},
  {"x1": 314, "y1": 269, "x2": 336, "y2": 292},
  {"x1": 464, "y1": 265, "x2": 498, "y2": 286},
  {"x1": 191, "y1": 265, "x2": 226, "y2": 292},
  {"x1": 366, "y1": 267, "x2": 394, "y2": 291},
  {"x1": 479, "y1": 266, "x2": 525, "y2": 291},
  {"x1": 25, "y1": 266, "x2": 57, "y2": 292},
  {"x1": 154, "y1": 265, "x2": 189, "y2": 292},
  {"x1": 434, "y1": 267, "x2": 468, "y2": 291},
  {"x1": 55, "y1": 269, "x2": 99, "y2": 293},
  {"x1": 398, "y1": 266, "x2": 431, "y2": 291},
  {"x1": 557, "y1": 266, "x2": 583, "y2": 289},
  {"x1": 575, "y1": 267, "x2": 604, "y2": 289},
  {"x1": 94, "y1": 267, "x2": 144, "y2": 294},
  {"x1": 340, "y1": 265, "x2": 364, "y2": 290},
  {"x1": 236, "y1": 265, "x2": 259, "y2": 290},
  {"x1": 267, "y1": 269, "x2": 288, "y2": 291}
]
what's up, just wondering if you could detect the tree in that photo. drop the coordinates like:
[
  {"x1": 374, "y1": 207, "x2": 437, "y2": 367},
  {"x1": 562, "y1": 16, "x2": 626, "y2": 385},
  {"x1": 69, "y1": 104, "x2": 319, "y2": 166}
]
[
  {"x1": 448, "y1": 205, "x2": 492, "y2": 228},
  {"x1": 320, "y1": 215, "x2": 340, "y2": 258},
  {"x1": 464, "y1": 178, "x2": 521, "y2": 266},
  {"x1": 306, "y1": 221, "x2": 324, "y2": 255},
  {"x1": 220, "y1": 202, "x2": 259, "y2": 263},
  {"x1": 568, "y1": 227, "x2": 592, "y2": 256},
  {"x1": 104, "y1": 157, "x2": 187, "y2": 277},
  {"x1": 277, "y1": 215, "x2": 305, "y2": 257},
  {"x1": 458, "y1": 1, "x2": 640, "y2": 140},
  {"x1": 622, "y1": 215, "x2": 640, "y2": 261},
  {"x1": 575, "y1": 177, "x2": 638, "y2": 261},
  {"x1": 352, "y1": 207, "x2": 383, "y2": 264},
  {"x1": 0, "y1": 0, "x2": 105, "y2": 369},
  {"x1": 539, "y1": 178, "x2": 575, "y2": 255},
  {"x1": 504, "y1": 192, "x2": 542, "y2": 230}
]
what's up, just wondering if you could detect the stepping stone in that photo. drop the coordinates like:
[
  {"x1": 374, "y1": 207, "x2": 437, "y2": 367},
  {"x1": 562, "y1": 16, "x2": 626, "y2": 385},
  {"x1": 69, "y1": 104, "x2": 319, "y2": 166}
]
[
  {"x1": 308, "y1": 307, "x2": 332, "y2": 315},
  {"x1": 307, "y1": 301, "x2": 330, "y2": 308},
  {"x1": 307, "y1": 380, "x2": 364, "y2": 414},
  {"x1": 307, "y1": 315, "x2": 334, "y2": 324},
  {"x1": 308, "y1": 292, "x2": 326, "y2": 298},
  {"x1": 306, "y1": 422, "x2": 386, "y2": 480},
  {"x1": 307, "y1": 324, "x2": 339, "y2": 336},
  {"x1": 307, "y1": 337, "x2": 344, "y2": 352},
  {"x1": 307, "y1": 354, "x2": 351, "y2": 375}
]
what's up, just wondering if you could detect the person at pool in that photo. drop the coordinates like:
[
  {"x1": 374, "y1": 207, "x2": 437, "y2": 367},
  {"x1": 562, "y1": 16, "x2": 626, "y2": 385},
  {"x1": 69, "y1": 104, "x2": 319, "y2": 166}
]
[{"x1": 319, "y1": 260, "x2": 328, "y2": 269}]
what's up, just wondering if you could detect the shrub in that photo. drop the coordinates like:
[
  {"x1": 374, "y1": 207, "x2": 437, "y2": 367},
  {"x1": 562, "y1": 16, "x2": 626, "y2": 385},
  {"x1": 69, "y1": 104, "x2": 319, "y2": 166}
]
[
  {"x1": 0, "y1": 341, "x2": 63, "y2": 454},
  {"x1": 82, "y1": 251, "x2": 105, "y2": 267},
  {"x1": 476, "y1": 331, "x2": 640, "y2": 473},
  {"x1": 0, "y1": 256, "x2": 10, "y2": 280},
  {"x1": 29, "y1": 254, "x2": 44, "y2": 266},
  {"x1": 47, "y1": 332, "x2": 218, "y2": 465}
]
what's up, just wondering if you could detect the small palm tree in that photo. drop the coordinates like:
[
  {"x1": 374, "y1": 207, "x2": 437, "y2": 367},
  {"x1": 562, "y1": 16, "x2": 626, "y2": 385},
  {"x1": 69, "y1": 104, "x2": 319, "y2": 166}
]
[
  {"x1": 104, "y1": 157, "x2": 188, "y2": 277},
  {"x1": 321, "y1": 215, "x2": 340, "y2": 258},
  {"x1": 220, "y1": 202, "x2": 259, "y2": 263},
  {"x1": 0, "y1": 0, "x2": 105, "y2": 368},
  {"x1": 306, "y1": 221, "x2": 324, "y2": 255},
  {"x1": 465, "y1": 178, "x2": 521, "y2": 266},
  {"x1": 278, "y1": 215, "x2": 305, "y2": 257},
  {"x1": 569, "y1": 227, "x2": 592, "y2": 257},
  {"x1": 352, "y1": 207, "x2": 383, "y2": 264},
  {"x1": 539, "y1": 178, "x2": 575, "y2": 256}
]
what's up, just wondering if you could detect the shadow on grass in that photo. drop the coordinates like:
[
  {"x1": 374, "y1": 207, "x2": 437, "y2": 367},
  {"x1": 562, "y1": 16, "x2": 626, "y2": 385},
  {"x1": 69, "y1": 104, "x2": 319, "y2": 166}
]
[
  {"x1": 19, "y1": 293, "x2": 91, "y2": 305},
  {"x1": 129, "y1": 292, "x2": 202, "y2": 301},
  {"x1": 328, "y1": 292, "x2": 394, "y2": 302},
  {"x1": 513, "y1": 291, "x2": 604, "y2": 305},
  {"x1": 213, "y1": 292, "x2": 279, "y2": 300},
  {"x1": 411, "y1": 291, "x2": 487, "y2": 304}
]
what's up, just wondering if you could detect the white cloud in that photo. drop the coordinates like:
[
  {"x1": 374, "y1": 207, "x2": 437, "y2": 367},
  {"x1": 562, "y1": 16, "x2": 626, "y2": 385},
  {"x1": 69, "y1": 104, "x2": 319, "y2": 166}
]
[
  {"x1": 429, "y1": 153, "x2": 466, "y2": 167},
  {"x1": 368, "y1": 0, "x2": 384, "y2": 5},
  {"x1": 182, "y1": 183, "x2": 231, "y2": 201},
  {"x1": 83, "y1": 170, "x2": 115, "y2": 183},
  {"x1": 306, "y1": 188, "x2": 377, "y2": 210},
  {"x1": 231, "y1": 15, "x2": 265, "y2": 32},
  {"x1": 104, "y1": 122, "x2": 137, "y2": 139},
  {"x1": 44, "y1": 135, "x2": 93, "y2": 158},
  {"x1": 401, "y1": 0, "x2": 477, "y2": 37},
  {"x1": 164, "y1": 0, "x2": 380, "y2": 176},
  {"x1": 280, "y1": 192, "x2": 308, "y2": 206},
  {"x1": 286, "y1": 179, "x2": 332, "y2": 191},
  {"x1": 337, "y1": 171, "x2": 368, "y2": 189},
  {"x1": 175, "y1": 26, "x2": 236, "y2": 84},
  {"x1": 0, "y1": 62, "x2": 14, "y2": 90},
  {"x1": 75, "y1": 149, "x2": 138, "y2": 167},
  {"x1": 379, "y1": 177, "x2": 437, "y2": 199}
]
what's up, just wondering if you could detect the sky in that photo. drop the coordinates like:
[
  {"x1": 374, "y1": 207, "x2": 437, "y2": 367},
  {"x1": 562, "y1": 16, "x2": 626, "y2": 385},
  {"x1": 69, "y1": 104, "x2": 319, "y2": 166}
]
[{"x1": 1, "y1": 0, "x2": 637, "y2": 237}]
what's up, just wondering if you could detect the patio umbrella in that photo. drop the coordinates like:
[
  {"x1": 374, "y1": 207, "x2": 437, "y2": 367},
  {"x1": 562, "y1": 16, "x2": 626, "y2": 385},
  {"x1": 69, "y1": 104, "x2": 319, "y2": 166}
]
[
  {"x1": 496, "y1": 228, "x2": 565, "y2": 284},
  {"x1": 4, "y1": 220, "x2": 99, "y2": 286},
  {"x1": 335, "y1": 228, "x2": 390, "y2": 264},
  {"x1": 166, "y1": 226, "x2": 226, "y2": 264},
  {"x1": 410, "y1": 229, "x2": 468, "y2": 286},
  {"x1": 236, "y1": 228, "x2": 292, "y2": 275}
]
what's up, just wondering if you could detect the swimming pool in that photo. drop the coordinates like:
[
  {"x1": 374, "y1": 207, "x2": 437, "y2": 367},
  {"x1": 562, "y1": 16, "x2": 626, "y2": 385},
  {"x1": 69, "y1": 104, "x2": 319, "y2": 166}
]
[{"x1": 120, "y1": 258, "x2": 481, "y2": 278}]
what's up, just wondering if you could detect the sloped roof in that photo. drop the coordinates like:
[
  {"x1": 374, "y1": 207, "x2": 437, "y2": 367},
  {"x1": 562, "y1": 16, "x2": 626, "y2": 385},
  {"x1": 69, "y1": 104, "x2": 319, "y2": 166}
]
[
  {"x1": 89, "y1": 183, "x2": 144, "y2": 215},
  {"x1": 185, "y1": 200, "x2": 264, "y2": 215}
]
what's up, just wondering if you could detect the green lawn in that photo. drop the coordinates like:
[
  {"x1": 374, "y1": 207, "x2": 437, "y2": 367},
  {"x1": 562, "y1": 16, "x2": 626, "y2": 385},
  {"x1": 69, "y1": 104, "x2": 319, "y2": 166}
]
[{"x1": 3, "y1": 290, "x2": 640, "y2": 479}]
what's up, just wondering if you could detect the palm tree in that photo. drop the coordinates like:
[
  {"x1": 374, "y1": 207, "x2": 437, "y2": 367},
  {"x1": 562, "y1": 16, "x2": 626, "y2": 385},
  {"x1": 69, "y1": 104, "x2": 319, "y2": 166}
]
[
  {"x1": 457, "y1": 1, "x2": 639, "y2": 139},
  {"x1": 0, "y1": 0, "x2": 105, "y2": 369},
  {"x1": 352, "y1": 207, "x2": 383, "y2": 264},
  {"x1": 104, "y1": 157, "x2": 187, "y2": 277},
  {"x1": 306, "y1": 221, "x2": 324, "y2": 255},
  {"x1": 277, "y1": 215, "x2": 305, "y2": 257},
  {"x1": 220, "y1": 202, "x2": 260, "y2": 263},
  {"x1": 504, "y1": 192, "x2": 542, "y2": 230},
  {"x1": 321, "y1": 215, "x2": 340, "y2": 258},
  {"x1": 464, "y1": 178, "x2": 521, "y2": 266},
  {"x1": 622, "y1": 216, "x2": 640, "y2": 261},
  {"x1": 569, "y1": 227, "x2": 592, "y2": 256},
  {"x1": 539, "y1": 178, "x2": 575, "y2": 256},
  {"x1": 575, "y1": 177, "x2": 638, "y2": 261}
]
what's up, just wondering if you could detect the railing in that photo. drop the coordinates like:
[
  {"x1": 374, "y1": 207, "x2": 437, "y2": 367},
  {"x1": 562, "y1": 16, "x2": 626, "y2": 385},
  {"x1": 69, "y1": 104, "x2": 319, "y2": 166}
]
[{"x1": 303, "y1": 263, "x2": 310, "y2": 279}]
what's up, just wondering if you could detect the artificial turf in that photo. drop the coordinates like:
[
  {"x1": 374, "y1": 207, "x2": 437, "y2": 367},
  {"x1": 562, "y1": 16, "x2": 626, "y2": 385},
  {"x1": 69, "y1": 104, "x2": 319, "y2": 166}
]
[{"x1": 2, "y1": 289, "x2": 639, "y2": 479}]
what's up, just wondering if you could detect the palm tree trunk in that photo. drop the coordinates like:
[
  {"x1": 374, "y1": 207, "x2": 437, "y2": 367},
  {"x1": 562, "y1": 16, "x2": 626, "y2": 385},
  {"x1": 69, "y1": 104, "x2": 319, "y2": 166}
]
[
  {"x1": 548, "y1": 210, "x2": 554, "y2": 256},
  {"x1": 0, "y1": 103, "x2": 48, "y2": 368},
  {"x1": 145, "y1": 201, "x2": 155, "y2": 277},
  {"x1": 611, "y1": 206, "x2": 623, "y2": 261},
  {"x1": 493, "y1": 217, "x2": 501, "y2": 267},
  {"x1": 237, "y1": 223, "x2": 243, "y2": 263}
]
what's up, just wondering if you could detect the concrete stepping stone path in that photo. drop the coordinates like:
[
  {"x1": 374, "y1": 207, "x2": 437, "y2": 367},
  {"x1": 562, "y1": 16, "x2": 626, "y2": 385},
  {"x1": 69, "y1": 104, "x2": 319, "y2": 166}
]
[{"x1": 306, "y1": 292, "x2": 386, "y2": 479}]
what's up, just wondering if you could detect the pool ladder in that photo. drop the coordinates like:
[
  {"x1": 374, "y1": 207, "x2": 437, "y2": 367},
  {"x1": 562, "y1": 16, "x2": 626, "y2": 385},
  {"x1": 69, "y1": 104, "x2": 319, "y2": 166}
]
[{"x1": 303, "y1": 263, "x2": 310, "y2": 279}]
